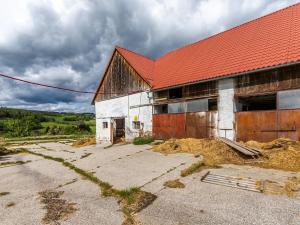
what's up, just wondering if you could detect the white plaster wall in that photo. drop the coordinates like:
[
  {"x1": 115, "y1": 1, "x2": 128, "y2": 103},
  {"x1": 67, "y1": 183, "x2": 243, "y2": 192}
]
[
  {"x1": 95, "y1": 91, "x2": 152, "y2": 142},
  {"x1": 218, "y1": 78, "x2": 235, "y2": 140}
]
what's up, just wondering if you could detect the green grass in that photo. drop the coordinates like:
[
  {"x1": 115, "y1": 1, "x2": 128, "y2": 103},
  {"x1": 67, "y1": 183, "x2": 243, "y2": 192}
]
[
  {"x1": 133, "y1": 136, "x2": 154, "y2": 145},
  {"x1": 0, "y1": 107, "x2": 95, "y2": 138}
]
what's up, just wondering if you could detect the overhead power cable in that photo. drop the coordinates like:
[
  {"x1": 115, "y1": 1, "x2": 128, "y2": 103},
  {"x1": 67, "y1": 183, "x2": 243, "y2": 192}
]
[{"x1": 0, "y1": 73, "x2": 142, "y2": 95}]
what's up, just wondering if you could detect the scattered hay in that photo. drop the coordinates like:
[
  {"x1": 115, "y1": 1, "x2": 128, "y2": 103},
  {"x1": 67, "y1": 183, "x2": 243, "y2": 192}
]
[
  {"x1": 181, "y1": 161, "x2": 221, "y2": 177},
  {"x1": 0, "y1": 192, "x2": 10, "y2": 197},
  {"x1": 153, "y1": 138, "x2": 300, "y2": 173},
  {"x1": 72, "y1": 137, "x2": 96, "y2": 147},
  {"x1": 246, "y1": 138, "x2": 300, "y2": 172},
  {"x1": 80, "y1": 153, "x2": 92, "y2": 159},
  {"x1": 39, "y1": 190, "x2": 77, "y2": 225},
  {"x1": 163, "y1": 179, "x2": 185, "y2": 188},
  {"x1": 153, "y1": 138, "x2": 244, "y2": 173},
  {"x1": 0, "y1": 146, "x2": 21, "y2": 156},
  {"x1": 257, "y1": 176, "x2": 300, "y2": 198},
  {"x1": 6, "y1": 202, "x2": 15, "y2": 208}
]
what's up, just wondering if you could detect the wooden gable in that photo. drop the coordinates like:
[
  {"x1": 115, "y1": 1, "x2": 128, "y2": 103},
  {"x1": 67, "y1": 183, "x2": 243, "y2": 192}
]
[{"x1": 94, "y1": 50, "x2": 151, "y2": 102}]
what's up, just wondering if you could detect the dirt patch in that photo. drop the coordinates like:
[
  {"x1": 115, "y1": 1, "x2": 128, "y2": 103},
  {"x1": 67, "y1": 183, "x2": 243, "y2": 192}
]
[
  {"x1": 72, "y1": 137, "x2": 96, "y2": 147},
  {"x1": 164, "y1": 179, "x2": 185, "y2": 188},
  {"x1": 245, "y1": 138, "x2": 300, "y2": 172},
  {"x1": 39, "y1": 190, "x2": 77, "y2": 225},
  {"x1": 6, "y1": 202, "x2": 15, "y2": 208},
  {"x1": 117, "y1": 187, "x2": 156, "y2": 225},
  {"x1": 0, "y1": 192, "x2": 10, "y2": 197}
]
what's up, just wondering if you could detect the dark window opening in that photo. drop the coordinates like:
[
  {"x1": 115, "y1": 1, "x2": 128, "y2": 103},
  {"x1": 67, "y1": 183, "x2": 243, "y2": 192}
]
[
  {"x1": 154, "y1": 90, "x2": 168, "y2": 100},
  {"x1": 154, "y1": 104, "x2": 168, "y2": 114},
  {"x1": 169, "y1": 87, "x2": 183, "y2": 99},
  {"x1": 237, "y1": 94, "x2": 277, "y2": 111},
  {"x1": 132, "y1": 121, "x2": 141, "y2": 129},
  {"x1": 208, "y1": 99, "x2": 218, "y2": 111},
  {"x1": 103, "y1": 122, "x2": 108, "y2": 129}
]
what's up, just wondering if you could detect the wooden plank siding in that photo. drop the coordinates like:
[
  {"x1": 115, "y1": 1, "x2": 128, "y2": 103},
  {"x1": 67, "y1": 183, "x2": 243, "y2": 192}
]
[
  {"x1": 235, "y1": 64, "x2": 300, "y2": 96},
  {"x1": 95, "y1": 51, "x2": 150, "y2": 102}
]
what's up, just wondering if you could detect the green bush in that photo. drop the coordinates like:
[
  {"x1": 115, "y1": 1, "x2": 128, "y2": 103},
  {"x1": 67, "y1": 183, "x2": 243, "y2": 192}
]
[{"x1": 133, "y1": 136, "x2": 154, "y2": 145}]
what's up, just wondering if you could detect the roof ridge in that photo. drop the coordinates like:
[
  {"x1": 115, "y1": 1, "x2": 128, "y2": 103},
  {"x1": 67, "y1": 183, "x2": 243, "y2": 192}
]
[
  {"x1": 156, "y1": 2, "x2": 299, "y2": 60},
  {"x1": 115, "y1": 45, "x2": 155, "y2": 61}
]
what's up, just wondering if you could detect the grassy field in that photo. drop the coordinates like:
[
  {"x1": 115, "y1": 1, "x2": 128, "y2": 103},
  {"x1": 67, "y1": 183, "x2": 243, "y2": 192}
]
[{"x1": 0, "y1": 107, "x2": 95, "y2": 140}]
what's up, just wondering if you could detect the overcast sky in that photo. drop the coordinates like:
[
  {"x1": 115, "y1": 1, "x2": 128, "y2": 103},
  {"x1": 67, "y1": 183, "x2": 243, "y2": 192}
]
[{"x1": 0, "y1": 0, "x2": 298, "y2": 113}]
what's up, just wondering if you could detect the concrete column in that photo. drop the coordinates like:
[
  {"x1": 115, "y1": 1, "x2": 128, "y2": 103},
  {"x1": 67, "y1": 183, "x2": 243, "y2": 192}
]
[{"x1": 218, "y1": 78, "x2": 235, "y2": 140}]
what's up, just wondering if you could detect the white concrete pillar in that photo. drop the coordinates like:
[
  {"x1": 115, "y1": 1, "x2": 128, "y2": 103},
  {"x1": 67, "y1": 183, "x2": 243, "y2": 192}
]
[{"x1": 218, "y1": 78, "x2": 235, "y2": 140}]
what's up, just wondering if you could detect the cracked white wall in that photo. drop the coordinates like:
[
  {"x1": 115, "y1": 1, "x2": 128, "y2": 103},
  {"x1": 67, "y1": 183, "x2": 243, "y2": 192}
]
[
  {"x1": 95, "y1": 91, "x2": 152, "y2": 143},
  {"x1": 218, "y1": 78, "x2": 235, "y2": 140}
]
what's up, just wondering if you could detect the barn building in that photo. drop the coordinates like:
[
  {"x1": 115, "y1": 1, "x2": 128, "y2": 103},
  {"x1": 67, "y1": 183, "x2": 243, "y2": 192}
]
[{"x1": 93, "y1": 3, "x2": 300, "y2": 143}]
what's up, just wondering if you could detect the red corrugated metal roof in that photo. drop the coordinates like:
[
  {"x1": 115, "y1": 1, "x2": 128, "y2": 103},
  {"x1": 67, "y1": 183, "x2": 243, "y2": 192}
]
[{"x1": 110, "y1": 3, "x2": 300, "y2": 90}]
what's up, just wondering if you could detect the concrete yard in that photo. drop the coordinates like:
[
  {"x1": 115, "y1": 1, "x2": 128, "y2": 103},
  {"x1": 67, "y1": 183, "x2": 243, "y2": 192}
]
[{"x1": 1, "y1": 142, "x2": 300, "y2": 225}]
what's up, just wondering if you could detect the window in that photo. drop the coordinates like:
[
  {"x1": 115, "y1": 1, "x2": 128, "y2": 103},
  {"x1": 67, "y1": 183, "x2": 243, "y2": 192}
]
[
  {"x1": 169, "y1": 87, "x2": 183, "y2": 99},
  {"x1": 154, "y1": 90, "x2": 168, "y2": 101},
  {"x1": 132, "y1": 121, "x2": 141, "y2": 129},
  {"x1": 103, "y1": 122, "x2": 108, "y2": 129},
  {"x1": 236, "y1": 94, "x2": 277, "y2": 111},
  {"x1": 168, "y1": 102, "x2": 186, "y2": 113},
  {"x1": 154, "y1": 104, "x2": 168, "y2": 114},
  {"x1": 278, "y1": 89, "x2": 300, "y2": 110},
  {"x1": 186, "y1": 99, "x2": 208, "y2": 112},
  {"x1": 208, "y1": 98, "x2": 218, "y2": 111}
]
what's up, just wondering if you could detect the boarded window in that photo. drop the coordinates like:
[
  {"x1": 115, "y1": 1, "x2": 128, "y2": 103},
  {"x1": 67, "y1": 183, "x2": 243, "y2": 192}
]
[
  {"x1": 186, "y1": 99, "x2": 208, "y2": 112},
  {"x1": 132, "y1": 121, "x2": 141, "y2": 129},
  {"x1": 103, "y1": 122, "x2": 108, "y2": 129},
  {"x1": 278, "y1": 89, "x2": 300, "y2": 109},
  {"x1": 154, "y1": 104, "x2": 168, "y2": 114},
  {"x1": 168, "y1": 102, "x2": 186, "y2": 113}
]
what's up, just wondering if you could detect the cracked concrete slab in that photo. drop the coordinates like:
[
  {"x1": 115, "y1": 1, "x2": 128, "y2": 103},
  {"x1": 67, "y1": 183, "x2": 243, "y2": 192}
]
[
  {"x1": 20, "y1": 143, "x2": 198, "y2": 190},
  {"x1": 0, "y1": 153, "x2": 123, "y2": 225},
  {"x1": 137, "y1": 167, "x2": 300, "y2": 225}
]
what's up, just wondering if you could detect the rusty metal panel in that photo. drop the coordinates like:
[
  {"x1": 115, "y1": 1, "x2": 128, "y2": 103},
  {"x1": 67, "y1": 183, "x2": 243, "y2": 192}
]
[
  {"x1": 185, "y1": 111, "x2": 218, "y2": 138},
  {"x1": 207, "y1": 111, "x2": 218, "y2": 138},
  {"x1": 236, "y1": 111, "x2": 277, "y2": 142},
  {"x1": 153, "y1": 114, "x2": 185, "y2": 139},
  {"x1": 186, "y1": 112, "x2": 207, "y2": 138},
  {"x1": 277, "y1": 110, "x2": 300, "y2": 141}
]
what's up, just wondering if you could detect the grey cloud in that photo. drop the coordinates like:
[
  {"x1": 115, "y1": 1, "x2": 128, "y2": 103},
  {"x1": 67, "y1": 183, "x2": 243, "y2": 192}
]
[{"x1": 0, "y1": 0, "x2": 298, "y2": 112}]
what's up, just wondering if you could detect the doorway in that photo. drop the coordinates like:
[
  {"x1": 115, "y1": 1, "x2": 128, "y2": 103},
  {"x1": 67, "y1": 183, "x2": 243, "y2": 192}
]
[{"x1": 113, "y1": 118, "x2": 125, "y2": 143}]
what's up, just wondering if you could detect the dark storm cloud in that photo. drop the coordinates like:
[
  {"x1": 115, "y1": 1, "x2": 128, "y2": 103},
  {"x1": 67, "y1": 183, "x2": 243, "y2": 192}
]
[{"x1": 0, "y1": 0, "x2": 298, "y2": 112}]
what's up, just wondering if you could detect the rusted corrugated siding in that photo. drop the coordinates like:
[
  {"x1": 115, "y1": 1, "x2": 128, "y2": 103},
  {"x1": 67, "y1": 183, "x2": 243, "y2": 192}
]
[
  {"x1": 236, "y1": 109, "x2": 300, "y2": 142},
  {"x1": 153, "y1": 114, "x2": 186, "y2": 139},
  {"x1": 236, "y1": 111, "x2": 277, "y2": 142},
  {"x1": 153, "y1": 111, "x2": 218, "y2": 140},
  {"x1": 185, "y1": 112, "x2": 218, "y2": 139},
  {"x1": 277, "y1": 110, "x2": 300, "y2": 140}
]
